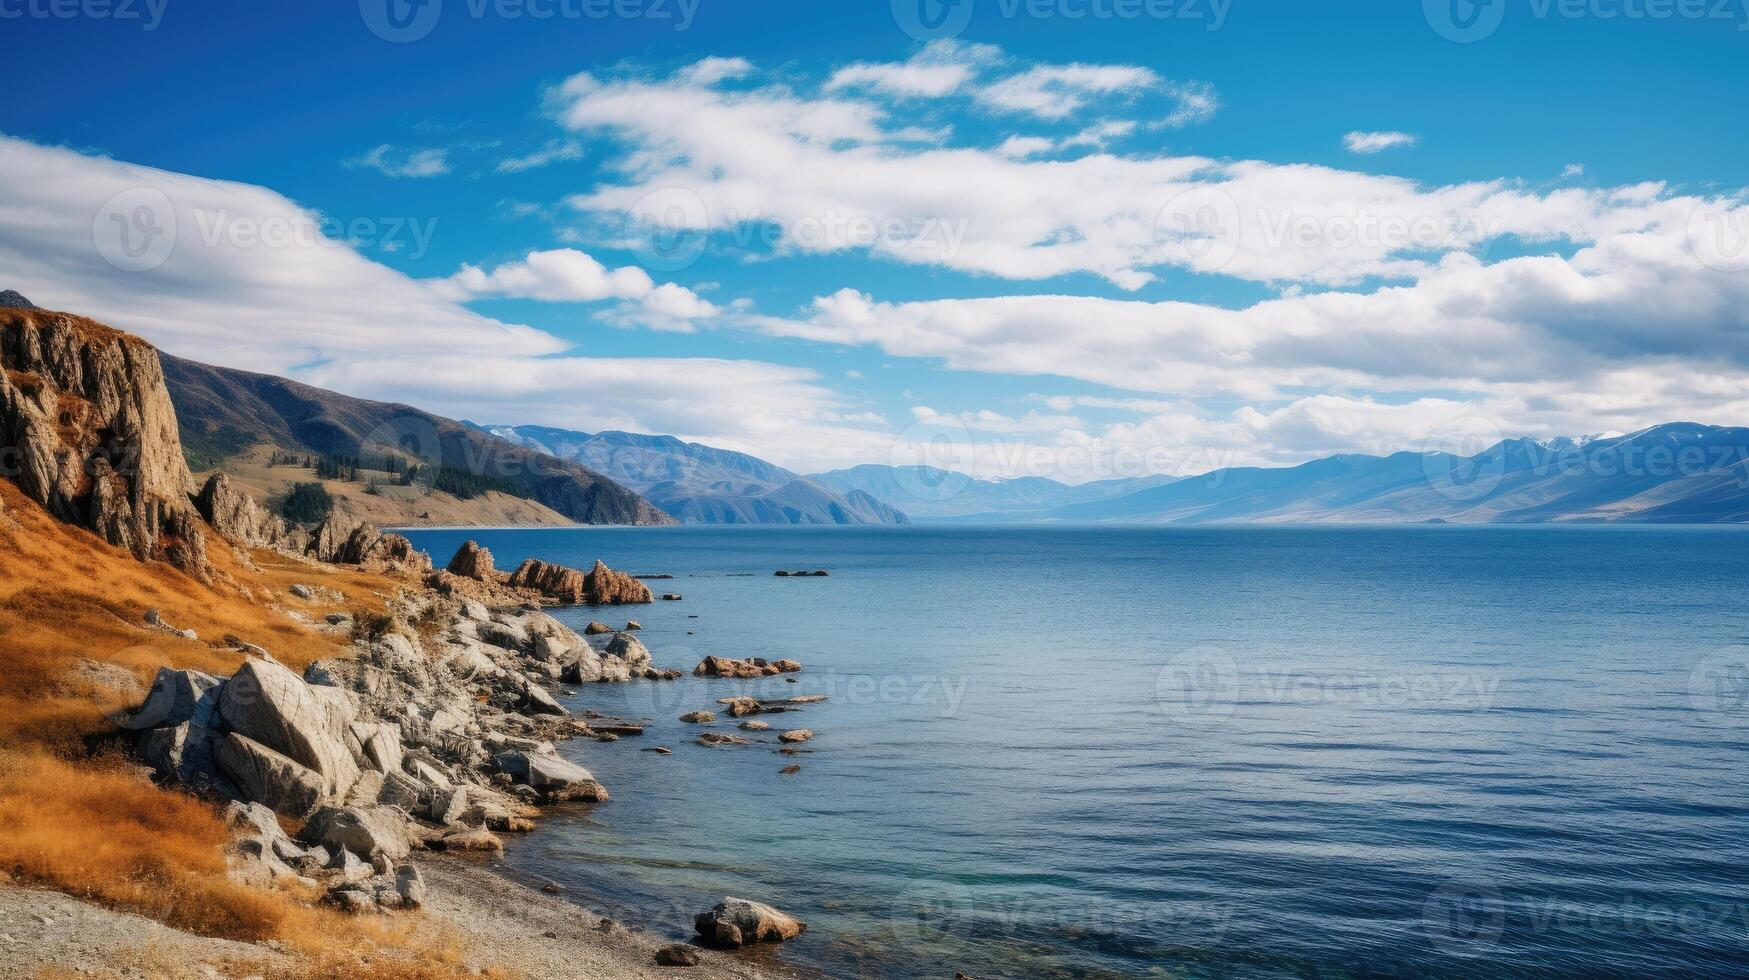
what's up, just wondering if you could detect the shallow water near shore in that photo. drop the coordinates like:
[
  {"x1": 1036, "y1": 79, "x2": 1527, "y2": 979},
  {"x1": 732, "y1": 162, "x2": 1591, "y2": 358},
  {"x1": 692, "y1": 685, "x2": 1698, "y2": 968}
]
[{"x1": 400, "y1": 524, "x2": 1749, "y2": 978}]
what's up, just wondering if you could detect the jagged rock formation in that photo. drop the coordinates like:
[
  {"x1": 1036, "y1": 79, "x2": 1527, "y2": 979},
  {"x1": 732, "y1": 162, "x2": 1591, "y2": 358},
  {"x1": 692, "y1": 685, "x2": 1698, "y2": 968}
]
[
  {"x1": 0, "y1": 308, "x2": 211, "y2": 579},
  {"x1": 306, "y1": 518, "x2": 431, "y2": 574},
  {"x1": 193, "y1": 472, "x2": 307, "y2": 553},
  {"x1": 444, "y1": 542, "x2": 652, "y2": 606},
  {"x1": 446, "y1": 540, "x2": 499, "y2": 581}
]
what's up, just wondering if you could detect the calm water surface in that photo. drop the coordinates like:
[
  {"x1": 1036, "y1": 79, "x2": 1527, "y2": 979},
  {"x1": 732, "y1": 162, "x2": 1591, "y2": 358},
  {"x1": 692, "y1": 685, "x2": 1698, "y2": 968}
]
[{"x1": 401, "y1": 525, "x2": 1749, "y2": 978}]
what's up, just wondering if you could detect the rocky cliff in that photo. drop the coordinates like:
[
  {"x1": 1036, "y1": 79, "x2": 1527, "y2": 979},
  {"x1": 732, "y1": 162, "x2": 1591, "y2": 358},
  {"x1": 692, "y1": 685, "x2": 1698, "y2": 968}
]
[{"x1": 0, "y1": 306, "x2": 211, "y2": 579}]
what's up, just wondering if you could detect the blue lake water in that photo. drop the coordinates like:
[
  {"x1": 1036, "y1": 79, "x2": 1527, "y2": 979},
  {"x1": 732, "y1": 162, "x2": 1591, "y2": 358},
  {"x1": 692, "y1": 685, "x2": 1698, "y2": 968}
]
[{"x1": 400, "y1": 524, "x2": 1749, "y2": 978}]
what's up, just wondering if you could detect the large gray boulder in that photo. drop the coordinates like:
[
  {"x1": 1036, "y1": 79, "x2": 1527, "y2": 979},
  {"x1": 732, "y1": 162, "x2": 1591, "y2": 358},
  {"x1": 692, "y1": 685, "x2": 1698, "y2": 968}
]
[
  {"x1": 218, "y1": 657, "x2": 363, "y2": 801},
  {"x1": 493, "y1": 750, "x2": 607, "y2": 801},
  {"x1": 301, "y1": 805, "x2": 412, "y2": 862},
  {"x1": 119, "y1": 667, "x2": 222, "y2": 731},
  {"x1": 216, "y1": 732, "x2": 326, "y2": 818},
  {"x1": 604, "y1": 632, "x2": 653, "y2": 672}
]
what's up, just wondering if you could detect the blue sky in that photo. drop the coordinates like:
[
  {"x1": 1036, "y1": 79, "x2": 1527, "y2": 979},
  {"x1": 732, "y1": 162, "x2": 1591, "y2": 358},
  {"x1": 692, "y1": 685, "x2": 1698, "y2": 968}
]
[{"x1": 3, "y1": 0, "x2": 1748, "y2": 478}]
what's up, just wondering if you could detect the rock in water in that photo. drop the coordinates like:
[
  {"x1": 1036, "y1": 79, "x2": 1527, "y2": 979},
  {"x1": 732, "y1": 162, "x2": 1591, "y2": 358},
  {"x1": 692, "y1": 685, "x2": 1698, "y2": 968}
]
[
  {"x1": 583, "y1": 560, "x2": 654, "y2": 604},
  {"x1": 693, "y1": 897, "x2": 806, "y2": 946},
  {"x1": 0, "y1": 308, "x2": 211, "y2": 579},
  {"x1": 584, "y1": 621, "x2": 614, "y2": 635}
]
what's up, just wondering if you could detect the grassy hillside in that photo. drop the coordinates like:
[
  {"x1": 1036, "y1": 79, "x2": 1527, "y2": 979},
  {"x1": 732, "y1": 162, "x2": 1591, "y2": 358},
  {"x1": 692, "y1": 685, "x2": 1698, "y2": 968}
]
[{"x1": 162, "y1": 354, "x2": 672, "y2": 527}]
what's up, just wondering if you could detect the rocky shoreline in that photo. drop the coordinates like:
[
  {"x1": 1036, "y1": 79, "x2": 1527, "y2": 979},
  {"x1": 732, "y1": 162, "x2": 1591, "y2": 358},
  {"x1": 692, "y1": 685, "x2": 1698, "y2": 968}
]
[{"x1": 112, "y1": 530, "x2": 817, "y2": 971}]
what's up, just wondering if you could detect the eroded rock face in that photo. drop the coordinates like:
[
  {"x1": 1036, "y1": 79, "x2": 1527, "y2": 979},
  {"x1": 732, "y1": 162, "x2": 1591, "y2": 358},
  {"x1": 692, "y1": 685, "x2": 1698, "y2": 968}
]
[
  {"x1": 194, "y1": 472, "x2": 305, "y2": 553},
  {"x1": 0, "y1": 309, "x2": 210, "y2": 579},
  {"x1": 307, "y1": 518, "x2": 430, "y2": 573},
  {"x1": 446, "y1": 540, "x2": 500, "y2": 581},
  {"x1": 507, "y1": 558, "x2": 653, "y2": 605}
]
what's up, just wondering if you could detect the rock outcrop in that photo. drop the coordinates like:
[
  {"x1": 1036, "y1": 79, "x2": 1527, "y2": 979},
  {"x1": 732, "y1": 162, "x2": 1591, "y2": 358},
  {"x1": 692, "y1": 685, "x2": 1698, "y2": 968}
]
[
  {"x1": 0, "y1": 308, "x2": 210, "y2": 579},
  {"x1": 193, "y1": 472, "x2": 306, "y2": 553},
  {"x1": 119, "y1": 592, "x2": 690, "y2": 913},
  {"x1": 446, "y1": 540, "x2": 500, "y2": 581},
  {"x1": 507, "y1": 556, "x2": 653, "y2": 605},
  {"x1": 307, "y1": 518, "x2": 430, "y2": 574},
  {"x1": 694, "y1": 656, "x2": 803, "y2": 679}
]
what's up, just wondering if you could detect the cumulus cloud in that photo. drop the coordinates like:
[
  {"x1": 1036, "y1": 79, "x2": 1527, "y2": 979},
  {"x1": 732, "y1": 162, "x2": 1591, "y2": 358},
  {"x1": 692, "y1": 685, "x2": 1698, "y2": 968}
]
[
  {"x1": 547, "y1": 55, "x2": 1688, "y2": 290},
  {"x1": 0, "y1": 135, "x2": 891, "y2": 474},
  {"x1": 433, "y1": 248, "x2": 718, "y2": 331},
  {"x1": 1343, "y1": 131, "x2": 1418, "y2": 154},
  {"x1": 345, "y1": 144, "x2": 451, "y2": 178},
  {"x1": 975, "y1": 63, "x2": 1159, "y2": 120}
]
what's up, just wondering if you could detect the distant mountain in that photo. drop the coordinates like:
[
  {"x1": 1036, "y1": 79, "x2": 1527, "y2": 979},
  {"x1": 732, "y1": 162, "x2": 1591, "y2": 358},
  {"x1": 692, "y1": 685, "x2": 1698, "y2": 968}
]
[
  {"x1": 807, "y1": 464, "x2": 1180, "y2": 519},
  {"x1": 475, "y1": 424, "x2": 909, "y2": 525},
  {"x1": 0, "y1": 289, "x2": 36, "y2": 309},
  {"x1": 965, "y1": 423, "x2": 1749, "y2": 524},
  {"x1": 161, "y1": 357, "x2": 671, "y2": 526}
]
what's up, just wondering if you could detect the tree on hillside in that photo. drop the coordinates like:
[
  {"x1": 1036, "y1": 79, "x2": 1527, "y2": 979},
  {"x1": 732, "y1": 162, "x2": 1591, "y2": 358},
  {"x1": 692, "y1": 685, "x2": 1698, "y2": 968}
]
[{"x1": 280, "y1": 482, "x2": 334, "y2": 524}]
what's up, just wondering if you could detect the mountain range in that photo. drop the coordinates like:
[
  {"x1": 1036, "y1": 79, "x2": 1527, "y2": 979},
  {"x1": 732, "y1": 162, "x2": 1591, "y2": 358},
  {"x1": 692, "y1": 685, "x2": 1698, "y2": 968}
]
[
  {"x1": 474, "y1": 424, "x2": 910, "y2": 525},
  {"x1": 895, "y1": 424, "x2": 1749, "y2": 524},
  {"x1": 808, "y1": 465, "x2": 1182, "y2": 519}
]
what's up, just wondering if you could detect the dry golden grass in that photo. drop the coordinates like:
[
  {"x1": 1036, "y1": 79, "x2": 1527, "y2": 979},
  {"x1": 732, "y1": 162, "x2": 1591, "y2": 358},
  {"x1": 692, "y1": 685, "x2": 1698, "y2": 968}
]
[{"x1": 0, "y1": 480, "x2": 485, "y2": 976}]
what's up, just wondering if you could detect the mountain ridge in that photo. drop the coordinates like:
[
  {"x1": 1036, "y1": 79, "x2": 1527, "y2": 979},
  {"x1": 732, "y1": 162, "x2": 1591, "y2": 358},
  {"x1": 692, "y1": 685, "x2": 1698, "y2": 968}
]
[{"x1": 477, "y1": 423, "x2": 910, "y2": 525}]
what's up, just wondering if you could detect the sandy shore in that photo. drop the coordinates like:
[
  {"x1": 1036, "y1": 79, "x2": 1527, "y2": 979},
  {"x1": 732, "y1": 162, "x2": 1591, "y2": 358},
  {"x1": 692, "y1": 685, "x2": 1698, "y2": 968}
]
[
  {"x1": 418, "y1": 856, "x2": 812, "y2": 979},
  {"x1": 0, "y1": 857, "x2": 812, "y2": 980}
]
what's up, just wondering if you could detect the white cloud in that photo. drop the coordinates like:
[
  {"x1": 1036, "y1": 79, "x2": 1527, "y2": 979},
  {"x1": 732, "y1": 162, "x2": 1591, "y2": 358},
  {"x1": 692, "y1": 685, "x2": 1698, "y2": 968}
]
[
  {"x1": 975, "y1": 63, "x2": 1159, "y2": 120},
  {"x1": 826, "y1": 41, "x2": 989, "y2": 98},
  {"x1": 1562, "y1": 163, "x2": 1586, "y2": 179},
  {"x1": 1343, "y1": 131, "x2": 1418, "y2": 154},
  {"x1": 550, "y1": 56, "x2": 1677, "y2": 290},
  {"x1": 1162, "y1": 81, "x2": 1220, "y2": 128},
  {"x1": 434, "y1": 248, "x2": 718, "y2": 330},
  {"x1": 496, "y1": 139, "x2": 584, "y2": 173},
  {"x1": 345, "y1": 144, "x2": 451, "y2": 178},
  {"x1": 0, "y1": 135, "x2": 890, "y2": 474},
  {"x1": 679, "y1": 56, "x2": 754, "y2": 87}
]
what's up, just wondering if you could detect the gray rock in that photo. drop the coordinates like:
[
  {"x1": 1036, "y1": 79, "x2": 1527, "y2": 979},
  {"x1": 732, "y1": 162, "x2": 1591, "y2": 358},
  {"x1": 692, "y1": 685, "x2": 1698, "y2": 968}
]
[
  {"x1": 376, "y1": 771, "x2": 428, "y2": 812},
  {"x1": 119, "y1": 667, "x2": 222, "y2": 731},
  {"x1": 301, "y1": 805, "x2": 412, "y2": 862},
  {"x1": 604, "y1": 632, "x2": 653, "y2": 671},
  {"x1": 218, "y1": 657, "x2": 362, "y2": 801},
  {"x1": 395, "y1": 864, "x2": 427, "y2": 908},
  {"x1": 216, "y1": 733, "x2": 326, "y2": 818},
  {"x1": 654, "y1": 944, "x2": 702, "y2": 967},
  {"x1": 494, "y1": 750, "x2": 608, "y2": 801}
]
